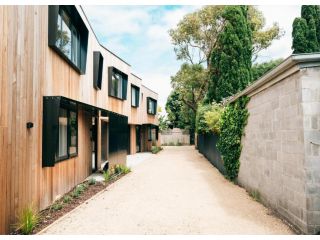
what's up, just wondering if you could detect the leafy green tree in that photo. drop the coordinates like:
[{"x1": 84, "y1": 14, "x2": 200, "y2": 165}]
[
  {"x1": 208, "y1": 6, "x2": 252, "y2": 102},
  {"x1": 251, "y1": 58, "x2": 283, "y2": 82},
  {"x1": 171, "y1": 63, "x2": 208, "y2": 113},
  {"x1": 165, "y1": 90, "x2": 189, "y2": 129},
  {"x1": 292, "y1": 5, "x2": 320, "y2": 53},
  {"x1": 169, "y1": 5, "x2": 283, "y2": 67},
  {"x1": 196, "y1": 103, "x2": 223, "y2": 134}
]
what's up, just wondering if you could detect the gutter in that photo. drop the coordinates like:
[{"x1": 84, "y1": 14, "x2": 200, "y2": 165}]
[{"x1": 227, "y1": 53, "x2": 320, "y2": 104}]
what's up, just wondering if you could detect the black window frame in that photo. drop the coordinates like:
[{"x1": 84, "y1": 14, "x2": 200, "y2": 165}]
[
  {"x1": 108, "y1": 67, "x2": 128, "y2": 100},
  {"x1": 42, "y1": 97, "x2": 78, "y2": 167},
  {"x1": 93, "y1": 51, "x2": 104, "y2": 90},
  {"x1": 147, "y1": 97, "x2": 157, "y2": 115},
  {"x1": 131, "y1": 84, "x2": 140, "y2": 108},
  {"x1": 55, "y1": 102, "x2": 78, "y2": 163},
  {"x1": 48, "y1": 5, "x2": 89, "y2": 74}
]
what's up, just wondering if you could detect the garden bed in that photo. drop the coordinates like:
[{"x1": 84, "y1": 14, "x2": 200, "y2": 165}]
[{"x1": 10, "y1": 172, "x2": 127, "y2": 235}]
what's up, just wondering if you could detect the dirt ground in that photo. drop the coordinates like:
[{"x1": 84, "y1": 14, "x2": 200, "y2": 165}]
[{"x1": 41, "y1": 146, "x2": 294, "y2": 234}]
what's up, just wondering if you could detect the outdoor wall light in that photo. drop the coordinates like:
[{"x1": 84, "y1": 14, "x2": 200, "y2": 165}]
[{"x1": 26, "y1": 122, "x2": 34, "y2": 129}]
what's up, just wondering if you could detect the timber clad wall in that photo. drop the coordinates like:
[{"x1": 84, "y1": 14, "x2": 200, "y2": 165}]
[{"x1": 0, "y1": 5, "x2": 158, "y2": 234}]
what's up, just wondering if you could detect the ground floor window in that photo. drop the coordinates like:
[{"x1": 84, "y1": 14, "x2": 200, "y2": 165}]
[{"x1": 56, "y1": 107, "x2": 78, "y2": 162}]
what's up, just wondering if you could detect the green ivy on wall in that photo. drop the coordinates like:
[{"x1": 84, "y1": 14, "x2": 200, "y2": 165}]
[{"x1": 217, "y1": 96, "x2": 250, "y2": 180}]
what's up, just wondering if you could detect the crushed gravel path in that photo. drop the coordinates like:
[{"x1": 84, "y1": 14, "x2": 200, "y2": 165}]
[{"x1": 41, "y1": 146, "x2": 293, "y2": 234}]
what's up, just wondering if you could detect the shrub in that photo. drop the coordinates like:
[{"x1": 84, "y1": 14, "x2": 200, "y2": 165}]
[
  {"x1": 196, "y1": 102, "x2": 224, "y2": 134},
  {"x1": 88, "y1": 178, "x2": 96, "y2": 185},
  {"x1": 114, "y1": 164, "x2": 131, "y2": 174},
  {"x1": 51, "y1": 203, "x2": 63, "y2": 211},
  {"x1": 217, "y1": 96, "x2": 250, "y2": 180},
  {"x1": 103, "y1": 170, "x2": 112, "y2": 182},
  {"x1": 15, "y1": 204, "x2": 39, "y2": 235},
  {"x1": 63, "y1": 195, "x2": 72, "y2": 204},
  {"x1": 151, "y1": 145, "x2": 163, "y2": 154}
]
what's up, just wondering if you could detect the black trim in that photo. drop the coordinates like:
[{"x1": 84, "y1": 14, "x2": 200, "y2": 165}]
[
  {"x1": 42, "y1": 96, "x2": 127, "y2": 168},
  {"x1": 48, "y1": 5, "x2": 89, "y2": 74},
  {"x1": 147, "y1": 97, "x2": 157, "y2": 115},
  {"x1": 131, "y1": 84, "x2": 140, "y2": 108},
  {"x1": 93, "y1": 51, "x2": 104, "y2": 90},
  {"x1": 108, "y1": 66, "x2": 128, "y2": 100}
]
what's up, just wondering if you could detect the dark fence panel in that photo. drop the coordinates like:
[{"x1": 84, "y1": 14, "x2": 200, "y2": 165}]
[{"x1": 198, "y1": 133, "x2": 225, "y2": 174}]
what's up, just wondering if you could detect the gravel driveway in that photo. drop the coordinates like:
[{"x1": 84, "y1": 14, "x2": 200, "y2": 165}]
[{"x1": 41, "y1": 146, "x2": 293, "y2": 234}]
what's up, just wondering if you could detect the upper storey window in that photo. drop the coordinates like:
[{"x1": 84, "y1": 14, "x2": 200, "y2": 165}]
[
  {"x1": 147, "y1": 97, "x2": 157, "y2": 115},
  {"x1": 108, "y1": 67, "x2": 128, "y2": 100},
  {"x1": 48, "y1": 6, "x2": 89, "y2": 74}
]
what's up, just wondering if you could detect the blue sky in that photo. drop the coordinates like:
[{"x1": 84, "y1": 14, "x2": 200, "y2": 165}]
[{"x1": 82, "y1": 5, "x2": 301, "y2": 110}]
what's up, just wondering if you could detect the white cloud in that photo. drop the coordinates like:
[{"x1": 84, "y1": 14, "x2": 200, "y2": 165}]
[
  {"x1": 83, "y1": 5, "x2": 302, "y2": 111},
  {"x1": 256, "y1": 5, "x2": 301, "y2": 62}
]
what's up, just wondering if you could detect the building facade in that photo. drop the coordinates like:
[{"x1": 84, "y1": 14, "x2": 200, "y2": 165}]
[{"x1": 0, "y1": 5, "x2": 159, "y2": 234}]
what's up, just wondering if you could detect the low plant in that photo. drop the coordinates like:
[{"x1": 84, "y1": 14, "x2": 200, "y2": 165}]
[
  {"x1": 88, "y1": 178, "x2": 96, "y2": 185},
  {"x1": 15, "y1": 204, "x2": 39, "y2": 235},
  {"x1": 63, "y1": 195, "x2": 72, "y2": 204},
  {"x1": 71, "y1": 184, "x2": 86, "y2": 198},
  {"x1": 249, "y1": 190, "x2": 261, "y2": 202},
  {"x1": 151, "y1": 145, "x2": 163, "y2": 154},
  {"x1": 114, "y1": 164, "x2": 131, "y2": 174},
  {"x1": 103, "y1": 170, "x2": 112, "y2": 182},
  {"x1": 51, "y1": 203, "x2": 63, "y2": 211},
  {"x1": 176, "y1": 141, "x2": 182, "y2": 146}
]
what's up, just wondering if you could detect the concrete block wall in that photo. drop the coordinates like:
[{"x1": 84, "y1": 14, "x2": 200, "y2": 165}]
[
  {"x1": 300, "y1": 67, "x2": 320, "y2": 234},
  {"x1": 238, "y1": 69, "x2": 309, "y2": 233}
]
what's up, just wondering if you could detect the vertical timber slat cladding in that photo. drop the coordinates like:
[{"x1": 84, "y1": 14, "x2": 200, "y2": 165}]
[{"x1": 0, "y1": 5, "x2": 159, "y2": 234}]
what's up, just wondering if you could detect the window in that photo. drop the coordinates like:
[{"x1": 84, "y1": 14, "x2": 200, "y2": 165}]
[
  {"x1": 131, "y1": 85, "x2": 140, "y2": 107},
  {"x1": 48, "y1": 6, "x2": 89, "y2": 74},
  {"x1": 108, "y1": 67, "x2": 128, "y2": 100},
  {"x1": 42, "y1": 97, "x2": 79, "y2": 167},
  {"x1": 57, "y1": 108, "x2": 68, "y2": 159},
  {"x1": 56, "y1": 107, "x2": 78, "y2": 162},
  {"x1": 147, "y1": 126, "x2": 156, "y2": 141},
  {"x1": 93, "y1": 51, "x2": 104, "y2": 90},
  {"x1": 147, "y1": 97, "x2": 157, "y2": 115}
]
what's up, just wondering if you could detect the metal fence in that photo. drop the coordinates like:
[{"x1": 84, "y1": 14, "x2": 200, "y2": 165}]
[{"x1": 197, "y1": 133, "x2": 225, "y2": 174}]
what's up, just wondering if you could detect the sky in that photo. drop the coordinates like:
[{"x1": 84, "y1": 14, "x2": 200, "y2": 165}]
[{"x1": 82, "y1": 5, "x2": 301, "y2": 111}]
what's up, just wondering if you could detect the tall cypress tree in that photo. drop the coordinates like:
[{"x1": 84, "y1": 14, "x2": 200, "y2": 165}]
[
  {"x1": 292, "y1": 18, "x2": 309, "y2": 53},
  {"x1": 292, "y1": 5, "x2": 320, "y2": 53},
  {"x1": 207, "y1": 6, "x2": 252, "y2": 102}
]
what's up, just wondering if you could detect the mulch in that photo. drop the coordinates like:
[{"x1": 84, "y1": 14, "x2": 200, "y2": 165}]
[{"x1": 10, "y1": 173, "x2": 125, "y2": 235}]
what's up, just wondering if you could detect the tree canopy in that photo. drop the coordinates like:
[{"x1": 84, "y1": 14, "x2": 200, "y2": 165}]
[
  {"x1": 207, "y1": 6, "x2": 252, "y2": 102},
  {"x1": 292, "y1": 5, "x2": 320, "y2": 53},
  {"x1": 251, "y1": 58, "x2": 283, "y2": 82},
  {"x1": 169, "y1": 5, "x2": 283, "y2": 67}
]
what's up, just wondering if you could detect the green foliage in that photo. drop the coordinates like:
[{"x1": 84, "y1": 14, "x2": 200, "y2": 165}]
[
  {"x1": 169, "y1": 5, "x2": 283, "y2": 66},
  {"x1": 71, "y1": 184, "x2": 87, "y2": 198},
  {"x1": 63, "y1": 195, "x2": 72, "y2": 204},
  {"x1": 208, "y1": 6, "x2": 252, "y2": 102},
  {"x1": 114, "y1": 164, "x2": 131, "y2": 174},
  {"x1": 292, "y1": 18, "x2": 308, "y2": 53},
  {"x1": 292, "y1": 5, "x2": 320, "y2": 53},
  {"x1": 249, "y1": 189, "x2": 261, "y2": 202},
  {"x1": 51, "y1": 203, "x2": 63, "y2": 211},
  {"x1": 103, "y1": 170, "x2": 112, "y2": 182},
  {"x1": 88, "y1": 178, "x2": 96, "y2": 185},
  {"x1": 166, "y1": 90, "x2": 188, "y2": 129},
  {"x1": 196, "y1": 103, "x2": 223, "y2": 134},
  {"x1": 151, "y1": 145, "x2": 163, "y2": 154},
  {"x1": 251, "y1": 58, "x2": 283, "y2": 82},
  {"x1": 15, "y1": 204, "x2": 39, "y2": 234},
  {"x1": 217, "y1": 96, "x2": 250, "y2": 180}
]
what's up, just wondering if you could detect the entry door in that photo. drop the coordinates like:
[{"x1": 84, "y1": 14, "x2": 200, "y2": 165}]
[{"x1": 136, "y1": 126, "x2": 141, "y2": 152}]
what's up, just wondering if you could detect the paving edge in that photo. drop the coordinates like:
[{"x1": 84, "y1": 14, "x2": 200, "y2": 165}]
[{"x1": 37, "y1": 172, "x2": 131, "y2": 235}]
